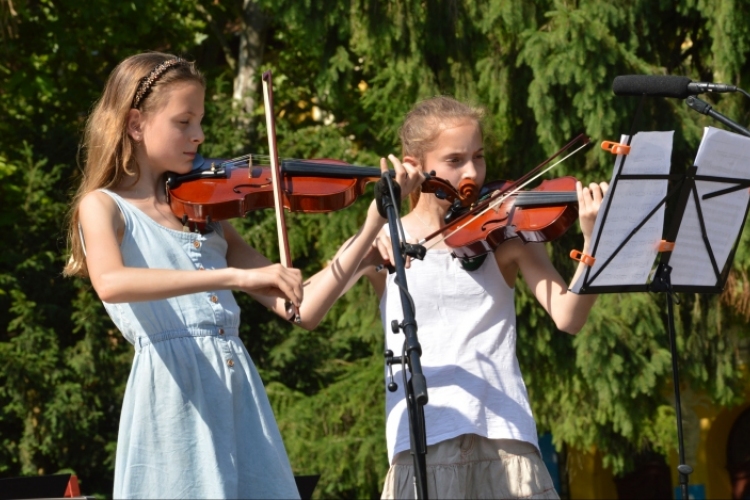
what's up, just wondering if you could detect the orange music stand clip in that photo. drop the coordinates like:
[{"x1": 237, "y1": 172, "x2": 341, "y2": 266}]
[
  {"x1": 570, "y1": 249, "x2": 596, "y2": 267},
  {"x1": 601, "y1": 140, "x2": 631, "y2": 155},
  {"x1": 657, "y1": 240, "x2": 675, "y2": 252}
]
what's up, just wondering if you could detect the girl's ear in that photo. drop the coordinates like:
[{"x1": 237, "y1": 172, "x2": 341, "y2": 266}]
[
  {"x1": 403, "y1": 155, "x2": 422, "y2": 172},
  {"x1": 127, "y1": 109, "x2": 143, "y2": 142}
]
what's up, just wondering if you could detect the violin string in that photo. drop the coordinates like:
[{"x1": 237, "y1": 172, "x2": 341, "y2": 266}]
[
  {"x1": 222, "y1": 155, "x2": 359, "y2": 169},
  {"x1": 419, "y1": 142, "x2": 590, "y2": 249}
]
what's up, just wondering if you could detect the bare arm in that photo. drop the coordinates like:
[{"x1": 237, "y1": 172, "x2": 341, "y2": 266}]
[
  {"x1": 510, "y1": 241, "x2": 597, "y2": 334},
  {"x1": 509, "y1": 180, "x2": 608, "y2": 334},
  {"x1": 295, "y1": 200, "x2": 388, "y2": 329},
  {"x1": 79, "y1": 191, "x2": 303, "y2": 306},
  {"x1": 236, "y1": 155, "x2": 423, "y2": 329}
]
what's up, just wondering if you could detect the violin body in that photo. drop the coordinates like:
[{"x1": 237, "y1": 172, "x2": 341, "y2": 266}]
[
  {"x1": 167, "y1": 159, "x2": 371, "y2": 222},
  {"x1": 445, "y1": 176, "x2": 579, "y2": 259},
  {"x1": 167, "y1": 157, "x2": 473, "y2": 223}
]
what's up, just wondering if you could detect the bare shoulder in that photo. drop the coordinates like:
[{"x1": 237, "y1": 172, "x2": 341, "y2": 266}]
[
  {"x1": 78, "y1": 190, "x2": 124, "y2": 241},
  {"x1": 79, "y1": 190, "x2": 119, "y2": 220}
]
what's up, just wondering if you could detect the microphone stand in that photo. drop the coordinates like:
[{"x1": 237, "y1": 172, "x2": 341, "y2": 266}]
[
  {"x1": 685, "y1": 95, "x2": 750, "y2": 137},
  {"x1": 378, "y1": 172, "x2": 429, "y2": 500}
]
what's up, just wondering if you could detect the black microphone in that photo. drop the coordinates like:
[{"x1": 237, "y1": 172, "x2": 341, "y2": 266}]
[{"x1": 613, "y1": 75, "x2": 737, "y2": 99}]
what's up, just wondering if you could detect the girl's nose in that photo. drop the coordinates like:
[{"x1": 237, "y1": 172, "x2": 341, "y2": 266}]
[
  {"x1": 193, "y1": 126, "x2": 205, "y2": 144},
  {"x1": 462, "y1": 161, "x2": 478, "y2": 180}
]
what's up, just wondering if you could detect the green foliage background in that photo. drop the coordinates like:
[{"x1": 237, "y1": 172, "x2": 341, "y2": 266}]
[{"x1": 1, "y1": 0, "x2": 749, "y2": 497}]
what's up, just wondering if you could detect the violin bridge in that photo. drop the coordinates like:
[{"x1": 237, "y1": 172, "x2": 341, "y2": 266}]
[{"x1": 247, "y1": 154, "x2": 253, "y2": 177}]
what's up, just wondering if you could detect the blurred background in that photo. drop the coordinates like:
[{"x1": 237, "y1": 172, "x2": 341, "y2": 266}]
[{"x1": 1, "y1": 0, "x2": 749, "y2": 498}]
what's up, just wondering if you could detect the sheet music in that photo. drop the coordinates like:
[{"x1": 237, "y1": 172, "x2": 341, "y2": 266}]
[
  {"x1": 571, "y1": 131, "x2": 673, "y2": 292},
  {"x1": 669, "y1": 127, "x2": 750, "y2": 287}
]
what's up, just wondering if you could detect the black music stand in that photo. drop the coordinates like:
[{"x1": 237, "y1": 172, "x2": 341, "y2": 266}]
[
  {"x1": 573, "y1": 125, "x2": 750, "y2": 500},
  {"x1": 376, "y1": 173, "x2": 430, "y2": 500}
]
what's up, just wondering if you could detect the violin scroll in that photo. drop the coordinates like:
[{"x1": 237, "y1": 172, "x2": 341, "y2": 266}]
[
  {"x1": 456, "y1": 178, "x2": 479, "y2": 206},
  {"x1": 420, "y1": 174, "x2": 479, "y2": 208}
]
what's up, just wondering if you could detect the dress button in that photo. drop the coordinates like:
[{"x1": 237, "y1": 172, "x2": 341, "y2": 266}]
[
  {"x1": 211, "y1": 295, "x2": 219, "y2": 303},
  {"x1": 193, "y1": 240, "x2": 201, "y2": 249},
  {"x1": 227, "y1": 359, "x2": 234, "y2": 367},
  {"x1": 219, "y1": 328, "x2": 224, "y2": 335}
]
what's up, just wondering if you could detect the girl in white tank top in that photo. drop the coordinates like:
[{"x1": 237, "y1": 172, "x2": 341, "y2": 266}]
[{"x1": 350, "y1": 96, "x2": 609, "y2": 499}]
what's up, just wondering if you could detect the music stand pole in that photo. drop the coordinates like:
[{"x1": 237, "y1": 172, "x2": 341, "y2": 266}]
[
  {"x1": 378, "y1": 172, "x2": 429, "y2": 499},
  {"x1": 651, "y1": 263, "x2": 693, "y2": 500}
]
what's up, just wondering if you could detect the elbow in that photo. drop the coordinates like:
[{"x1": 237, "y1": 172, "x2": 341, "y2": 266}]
[
  {"x1": 94, "y1": 285, "x2": 120, "y2": 304},
  {"x1": 294, "y1": 321, "x2": 320, "y2": 332},
  {"x1": 91, "y1": 274, "x2": 125, "y2": 303},
  {"x1": 296, "y1": 315, "x2": 321, "y2": 331},
  {"x1": 554, "y1": 317, "x2": 586, "y2": 335}
]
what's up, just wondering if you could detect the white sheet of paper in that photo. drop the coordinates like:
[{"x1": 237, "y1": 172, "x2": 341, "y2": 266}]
[
  {"x1": 571, "y1": 131, "x2": 673, "y2": 292},
  {"x1": 669, "y1": 127, "x2": 750, "y2": 287}
]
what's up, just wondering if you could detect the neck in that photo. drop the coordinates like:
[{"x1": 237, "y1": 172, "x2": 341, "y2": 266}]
[
  {"x1": 411, "y1": 196, "x2": 448, "y2": 228},
  {"x1": 117, "y1": 170, "x2": 165, "y2": 202}
]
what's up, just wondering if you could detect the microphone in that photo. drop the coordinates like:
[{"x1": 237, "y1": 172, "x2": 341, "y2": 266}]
[{"x1": 613, "y1": 75, "x2": 737, "y2": 99}]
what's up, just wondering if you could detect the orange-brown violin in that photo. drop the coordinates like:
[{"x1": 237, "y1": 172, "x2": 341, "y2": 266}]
[
  {"x1": 166, "y1": 155, "x2": 478, "y2": 223},
  {"x1": 441, "y1": 176, "x2": 579, "y2": 259}
]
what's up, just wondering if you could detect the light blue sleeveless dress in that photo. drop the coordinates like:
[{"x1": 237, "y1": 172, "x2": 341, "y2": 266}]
[{"x1": 99, "y1": 190, "x2": 299, "y2": 499}]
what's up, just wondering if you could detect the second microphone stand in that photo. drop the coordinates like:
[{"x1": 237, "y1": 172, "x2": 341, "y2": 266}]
[{"x1": 378, "y1": 172, "x2": 430, "y2": 500}]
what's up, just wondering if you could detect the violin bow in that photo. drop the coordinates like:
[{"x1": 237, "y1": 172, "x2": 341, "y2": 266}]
[
  {"x1": 420, "y1": 133, "x2": 591, "y2": 249},
  {"x1": 262, "y1": 70, "x2": 301, "y2": 323}
]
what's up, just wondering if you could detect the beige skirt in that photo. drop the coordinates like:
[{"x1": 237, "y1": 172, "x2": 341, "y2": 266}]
[{"x1": 381, "y1": 434, "x2": 560, "y2": 499}]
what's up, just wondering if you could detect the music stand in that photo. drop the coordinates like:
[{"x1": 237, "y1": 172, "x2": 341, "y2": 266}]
[{"x1": 572, "y1": 125, "x2": 750, "y2": 500}]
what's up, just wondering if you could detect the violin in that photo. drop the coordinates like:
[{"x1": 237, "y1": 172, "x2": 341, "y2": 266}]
[
  {"x1": 421, "y1": 133, "x2": 591, "y2": 260},
  {"x1": 439, "y1": 176, "x2": 579, "y2": 260},
  {"x1": 166, "y1": 155, "x2": 478, "y2": 223}
]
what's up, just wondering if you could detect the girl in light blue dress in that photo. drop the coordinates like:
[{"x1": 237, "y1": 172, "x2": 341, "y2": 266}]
[{"x1": 64, "y1": 52, "x2": 422, "y2": 499}]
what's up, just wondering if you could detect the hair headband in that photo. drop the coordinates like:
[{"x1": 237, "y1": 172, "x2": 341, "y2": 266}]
[{"x1": 132, "y1": 58, "x2": 186, "y2": 109}]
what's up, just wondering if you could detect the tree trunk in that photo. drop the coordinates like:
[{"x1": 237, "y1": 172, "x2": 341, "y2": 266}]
[{"x1": 233, "y1": 0, "x2": 268, "y2": 125}]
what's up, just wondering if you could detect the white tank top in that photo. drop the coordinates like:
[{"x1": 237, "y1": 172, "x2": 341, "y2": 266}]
[{"x1": 379, "y1": 229, "x2": 538, "y2": 462}]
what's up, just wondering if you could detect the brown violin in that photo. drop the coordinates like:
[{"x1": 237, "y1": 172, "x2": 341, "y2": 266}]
[
  {"x1": 166, "y1": 155, "x2": 478, "y2": 223},
  {"x1": 438, "y1": 176, "x2": 580, "y2": 259}
]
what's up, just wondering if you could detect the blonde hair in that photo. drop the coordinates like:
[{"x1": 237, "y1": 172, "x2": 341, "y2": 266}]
[
  {"x1": 63, "y1": 52, "x2": 204, "y2": 277},
  {"x1": 399, "y1": 96, "x2": 485, "y2": 209}
]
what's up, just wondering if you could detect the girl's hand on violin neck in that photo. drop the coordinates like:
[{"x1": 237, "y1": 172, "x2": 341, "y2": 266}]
[
  {"x1": 235, "y1": 263, "x2": 303, "y2": 308},
  {"x1": 577, "y1": 180, "x2": 609, "y2": 242},
  {"x1": 382, "y1": 154, "x2": 424, "y2": 200}
]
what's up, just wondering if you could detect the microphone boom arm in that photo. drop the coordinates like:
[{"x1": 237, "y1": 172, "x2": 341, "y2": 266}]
[{"x1": 685, "y1": 96, "x2": 750, "y2": 138}]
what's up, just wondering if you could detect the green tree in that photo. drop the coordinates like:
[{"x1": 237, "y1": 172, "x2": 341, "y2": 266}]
[{"x1": 1, "y1": 1, "x2": 749, "y2": 498}]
